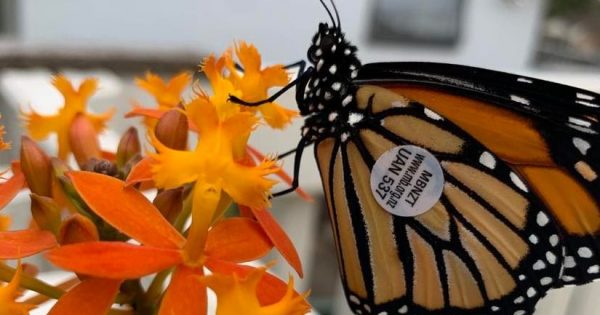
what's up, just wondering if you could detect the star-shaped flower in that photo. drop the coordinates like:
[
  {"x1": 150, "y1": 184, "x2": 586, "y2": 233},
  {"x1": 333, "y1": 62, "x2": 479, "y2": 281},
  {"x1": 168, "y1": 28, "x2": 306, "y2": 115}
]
[{"x1": 22, "y1": 76, "x2": 115, "y2": 160}]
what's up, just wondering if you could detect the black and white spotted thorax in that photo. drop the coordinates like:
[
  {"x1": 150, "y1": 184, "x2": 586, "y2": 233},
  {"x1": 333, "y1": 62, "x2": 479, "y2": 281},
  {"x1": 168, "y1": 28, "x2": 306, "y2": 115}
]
[{"x1": 299, "y1": 23, "x2": 363, "y2": 141}]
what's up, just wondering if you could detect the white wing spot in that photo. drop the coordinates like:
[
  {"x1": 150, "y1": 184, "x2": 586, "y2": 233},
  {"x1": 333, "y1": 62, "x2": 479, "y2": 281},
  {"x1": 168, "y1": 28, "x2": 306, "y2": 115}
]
[
  {"x1": 576, "y1": 100, "x2": 599, "y2": 108},
  {"x1": 349, "y1": 295, "x2": 360, "y2": 304},
  {"x1": 578, "y1": 247, "x2": 593, "y2": 258},
  {"x1": 577, "y1": 93, "x2": 596, "y2": 101},
  {"x1": 546, "y1": 251, "x2": 557, "y2": 265},
  {"x1": 511, "y1": 95, "x2": 530, "y2": 105},
  {"x1": 565, "y1": 256, "x2": 576, "y2": 268},
  {"x1": 537, "y1": 212, "x2": 549, "y2": 227},
  {"x1": 569, "y1": 117, "x2": 592, "y2": 127},
  {"x1": 514, "y1": 296, "x2": 524, "y2": 304},
  {"x1": 329, "y1": 65, "x2": 337, "y2": 75},
  {"x1": 514, "y1": 310, "x2": 526, "y2": 315},
  {"x1": 588, "y1": 265, "x2": 600, "y2": 274},
  {"x1": 315, "y1": 49, "x2": 322, "y2": 57},
  {"x1": 317, "y1": 59, "x2": 324, "y2": 71},
  {"x1": 332, "y1": 82, "x2": 342, "y2": 91},
  {"x1": 398, "y1": 306, "x2": 408, "y2": 314},
  {"x1": 324, "y1": 92, "x2": 332, "y2": 100},
  {"x1": 540, "y1": 277, "x2": 553, "y2": 286},
  {"x1": 342, "y1": 95, "x2": 353, "y2": 106},
  {"x1": 364, "y1": 305, "x2": 370, "y2": 312},
  {"x1": 510, "y1": 172, "x2": 529, "y2": 192},
  {"x1": 573, "y1": 137, "x2": 591, "y2": 155},
  {"x1": 517, "y1": 77, "x2": 533, "y2": 84},
  {"x1": 328, "y1": 112, "x2": 338, "y2": 122},
  {"x1": 423, "y1": 108, "x2": 443, "y2": 120},
  {"x1": 562, "y1": 275, "x2": 575, "y2": 282},
  {"x1": 491, "y1": 306, "x2": 500, "y2": 312},
  {"x1": 549, "y1": 234, "x2": 559, "y2": 247},
  {"x1": 348, "y1": 113, "x2": 364, "y2": 126},
  {"x1": 533, "y1": 260, "x2": 546, "y2": 270},
  {"x1": 341, "y1": 132, "x2": 350, "y2": 142},
  {"x1": 344, "y1": 48, "x2": 351, "y2": 55},
  {"x1": 479, "y1": 152, "x2": 496, "y2": 169},
  {"x1": 518, "y1": 274, "x2": 526, "y2": 281},
  {"x1": 527, "y1": 287, "x2": 537, "y2": 298},
  {"x1": 529, "y1": 234, "x2": 539, "y2": 244}
]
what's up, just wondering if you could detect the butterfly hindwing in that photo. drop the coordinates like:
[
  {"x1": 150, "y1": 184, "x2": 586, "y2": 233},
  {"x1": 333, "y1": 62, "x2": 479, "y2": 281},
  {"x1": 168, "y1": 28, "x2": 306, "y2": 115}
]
[{"x1": 314, "y1": 85, "x2": 563, "y2": 314}]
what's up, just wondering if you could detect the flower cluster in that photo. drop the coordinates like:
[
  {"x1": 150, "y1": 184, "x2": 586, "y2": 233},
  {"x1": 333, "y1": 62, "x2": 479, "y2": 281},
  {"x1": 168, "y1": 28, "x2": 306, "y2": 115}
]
[{"x1": 0, "y1": 42, "x2": 310, "y2": 315}]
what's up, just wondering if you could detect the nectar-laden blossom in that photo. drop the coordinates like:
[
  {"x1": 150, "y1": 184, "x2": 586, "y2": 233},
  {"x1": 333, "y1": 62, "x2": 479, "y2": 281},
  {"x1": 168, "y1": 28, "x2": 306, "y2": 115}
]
[
  {"x1": 0, "y1": 115, "x2": 9, "y2": 151},
  {"x1": 0, "y1": 262, "x2": 37, "y2": 315},
  {"x1": 136, "y1": 71, "x2": 192, "y2": 110},
  {"x1": 226, "y1": 42, "x2": 298, "y2": 129},
  {"x1": 22, "y1": 75, "x2": 115, "y2": 160},
  {"x1": 151, "y1": 96, "x2": 278, "y2": 262},
  {"x1": 202, "y1": 267, "x2": 310, "y2": 315},
  {"x1": 46, "y1": 172, "x2": 306, "y2": 315}
]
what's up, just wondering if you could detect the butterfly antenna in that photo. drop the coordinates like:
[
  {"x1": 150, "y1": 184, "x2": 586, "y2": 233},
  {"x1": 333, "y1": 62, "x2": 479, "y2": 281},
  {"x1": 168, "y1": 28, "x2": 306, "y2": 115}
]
[
  {"x1": 319, "y1": 0, "x2": 337, "y2": 28},
  {"x1": 329, "y1": 0, "x2": 341, "y2": 30}
]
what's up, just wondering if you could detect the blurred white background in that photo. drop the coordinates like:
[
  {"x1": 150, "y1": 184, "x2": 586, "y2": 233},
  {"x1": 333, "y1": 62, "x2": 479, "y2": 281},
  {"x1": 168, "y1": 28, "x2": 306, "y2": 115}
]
[{"x1": 1, "y1": 0, "x2": 600, "y2": 314}]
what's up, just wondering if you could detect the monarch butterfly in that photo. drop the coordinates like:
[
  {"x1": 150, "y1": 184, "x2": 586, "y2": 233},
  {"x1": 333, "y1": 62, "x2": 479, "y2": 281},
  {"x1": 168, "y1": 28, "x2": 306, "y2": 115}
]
[{"x1": 232, "y1": 1, "x2": 600, "y2": 314}]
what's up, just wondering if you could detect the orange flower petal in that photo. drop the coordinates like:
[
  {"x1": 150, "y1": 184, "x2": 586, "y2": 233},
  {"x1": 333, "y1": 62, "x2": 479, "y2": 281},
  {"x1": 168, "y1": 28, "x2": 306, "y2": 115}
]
[
  {"x1": 205, "y1": 259, "x2": 301, "y2": 307},
  {"x1": 46, "y1": 242, "x2": 183, "y2": 279},
  {"x1": 69, "y1": 171, "x2": 185, "y2": 248},
  {"x1": 125, "y1": 156, "x2": 155, "y2": 186},
  {"x1": 0, "y1": 229, "x2": 57, "y2": 259},
  {"x1": 159, "y1": 265, "x2": 206, "y2": 315},
  {"x1": 49, "y1": 278, "x2": 122, "y2": 315},
  {"x1": 205, "y1": 218, "x2": 273, "y2": 263},
  {"x1": 247, "y1": 206, "x2": 303, "y2": 278},
  {"x1": 246, "y1": 146, "x2": 312, "y2": 201},
  {"x1": 0, "y1": 167, "x2": 25, "y2": 211}
]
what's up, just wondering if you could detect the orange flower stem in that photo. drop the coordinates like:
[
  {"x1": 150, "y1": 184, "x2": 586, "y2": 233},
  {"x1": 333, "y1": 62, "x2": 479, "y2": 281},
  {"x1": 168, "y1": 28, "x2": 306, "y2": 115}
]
[{"x1": 0, "y1": 262, "x2": 65, "y2": 299}]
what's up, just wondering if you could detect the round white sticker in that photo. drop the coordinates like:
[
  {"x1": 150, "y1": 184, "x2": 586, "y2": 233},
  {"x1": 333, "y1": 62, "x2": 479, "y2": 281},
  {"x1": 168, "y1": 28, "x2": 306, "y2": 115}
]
[{"x1": 370, "y1": 145, "x2": 444, "y2": 217}]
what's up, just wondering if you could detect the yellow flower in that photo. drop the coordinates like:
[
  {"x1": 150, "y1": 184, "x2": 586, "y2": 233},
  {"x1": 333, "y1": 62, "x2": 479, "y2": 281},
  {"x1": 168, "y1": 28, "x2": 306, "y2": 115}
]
[
  {"x1": 202, "y1": 267, "x2": 310, "y2": 315},
  {"x1": 22, "y1": 75, "x2": 115, "y2": 160},
  {"x1": 150, "y1": 96, "x2": 278, "y2": 261},
  {"x1": 0, "y1": 115, "x2": 9, "y2": 151},
  {"x1": 226, "y1": 42, "x2": 298, "y2": 129},
  {"x1": 0, "y1": 263, "x2": 36, "y2": 315},
  {"x1": 136, "y1": 71, "x2": 192, "y2": 109},
  {"x1": 200, "y1": 52, "x2": 242, "y2": 120}
]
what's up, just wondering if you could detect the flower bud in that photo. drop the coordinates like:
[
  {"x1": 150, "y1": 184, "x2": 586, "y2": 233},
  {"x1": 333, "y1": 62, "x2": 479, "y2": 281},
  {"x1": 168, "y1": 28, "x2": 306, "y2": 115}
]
[
  {"x1": 58, "y1": 213, "x2": 99, "y2": 245},
  {"x1": 116, "y1": 127, "x2": 141, "y2": 169},
  {"x1": 30, "y1": 194, "x2": 62, "y2": 235},
  {"x1": 155, "y1": 109, "x2": 188, "y2": 150},
  {"x1": 20, "y1": 136, "x2": 52, "y2": 197},
  {"x1": 153, "y1": 188, "x2": 184, "y2": 223},
  {"x1": 69, "y1": 114, "x2": 101, "y2": 168}
]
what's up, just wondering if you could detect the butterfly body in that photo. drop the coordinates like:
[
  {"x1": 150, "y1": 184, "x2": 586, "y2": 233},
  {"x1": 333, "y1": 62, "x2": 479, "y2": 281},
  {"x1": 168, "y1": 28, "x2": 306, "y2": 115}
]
[{"x1": 290, "y1": 12, "x2": 600, "y2": 315}]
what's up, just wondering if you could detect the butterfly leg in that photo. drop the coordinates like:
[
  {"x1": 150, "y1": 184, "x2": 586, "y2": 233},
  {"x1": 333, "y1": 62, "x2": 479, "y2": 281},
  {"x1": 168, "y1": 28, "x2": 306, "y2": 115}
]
[{"x1": 273, "y1": 135, "x2": 312, "y2": 197}]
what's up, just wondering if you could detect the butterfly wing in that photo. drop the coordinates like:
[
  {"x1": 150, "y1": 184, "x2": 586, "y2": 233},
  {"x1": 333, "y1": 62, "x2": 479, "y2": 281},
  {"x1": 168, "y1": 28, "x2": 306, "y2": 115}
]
[
  {"x1": 315, "y1": 84, "x2": 564, "y2": 314},
  {"x1": 356, "y1": 62, "x2": 600, "y2": 287}
]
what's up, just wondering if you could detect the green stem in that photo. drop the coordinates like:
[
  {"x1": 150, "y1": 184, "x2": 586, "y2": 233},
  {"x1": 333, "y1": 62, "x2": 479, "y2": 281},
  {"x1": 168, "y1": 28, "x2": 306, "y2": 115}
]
[
  {"x1": 0, "y1": 263, "x2": 65, "y2": 299},
  {"x1": 144, "y1": 269, "x2": 173, "y2": 303},
  {"x1": 173, "y1": 191, "x2": 192, "y2": 232}
]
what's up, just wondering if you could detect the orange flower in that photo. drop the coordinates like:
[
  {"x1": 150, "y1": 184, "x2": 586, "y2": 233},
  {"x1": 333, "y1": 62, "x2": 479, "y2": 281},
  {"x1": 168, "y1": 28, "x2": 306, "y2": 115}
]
[
  {"x1": 0, "y1": 114, "x2": 9, "y2": 151},
  {"x1": 136, "y1": 71, "x2": 192, "y2": 110},
  {"x1": 202, "y1": 267, "x2": 310, "y2": 315},
  {"x1": 226, "y1": 42, "x2": 298, "y2": 129},
  {"x1": 21, "y1": 75, "x2": 115, "y2": 160},
  {"x1": 45, "y1": 172, "x2": 305, "y2": 315},
  {"x1": 0, "y1": 262, "x2": 37, "y2": 315},
  {"x1": 150, "y1": 96, "x2": 278, "y2": 261}
]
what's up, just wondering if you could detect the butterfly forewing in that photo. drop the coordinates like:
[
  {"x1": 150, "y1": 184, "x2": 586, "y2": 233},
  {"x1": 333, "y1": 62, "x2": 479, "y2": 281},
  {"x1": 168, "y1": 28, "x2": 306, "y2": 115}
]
[{"x1": 315, "y1": 85, "x2": 563, "y2": 314}]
